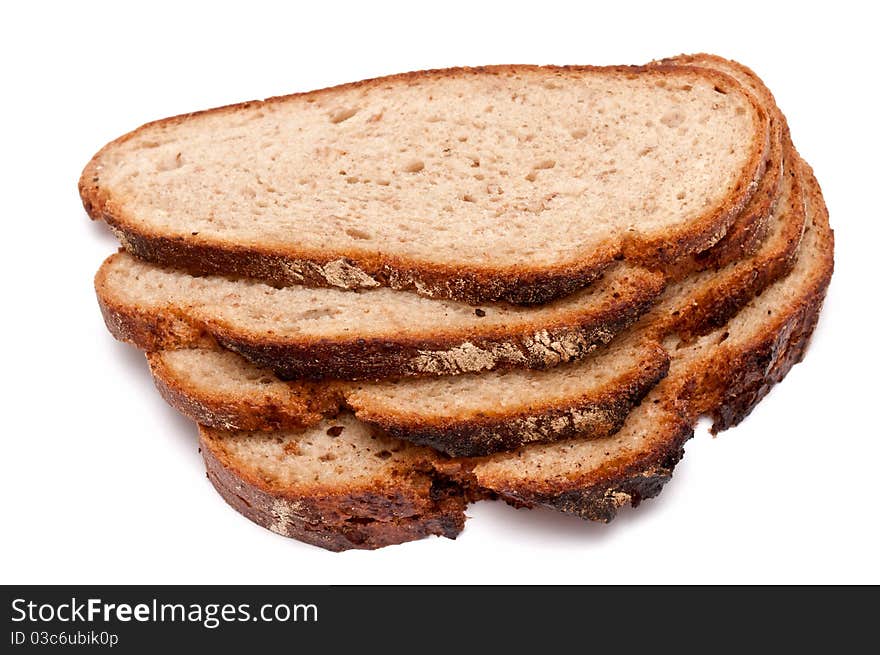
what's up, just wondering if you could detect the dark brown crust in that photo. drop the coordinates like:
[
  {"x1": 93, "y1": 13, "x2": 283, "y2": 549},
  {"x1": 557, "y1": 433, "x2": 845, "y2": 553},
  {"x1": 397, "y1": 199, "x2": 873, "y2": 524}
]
[
  {"x1": 221, "y1": 306, "x2": 638, "y2": 381},
  {"x1": 355, "y1": 345, "x2": 669, "y2": 457},
  {"x1": 96, "y1": 256, "x2": 666, "y2": 380},
  {"x1": 200, "y1": 429, "x2": 468, "y2": 551},
  {"x1": 502, "y1": 433, "x2": 689, "y2": 522},
  {"x1": 81, "y1": 63, "x2": 769, "y2": 305},
  {"x1": 710, "y1": 276, "x2": 825, "y2": 433}
]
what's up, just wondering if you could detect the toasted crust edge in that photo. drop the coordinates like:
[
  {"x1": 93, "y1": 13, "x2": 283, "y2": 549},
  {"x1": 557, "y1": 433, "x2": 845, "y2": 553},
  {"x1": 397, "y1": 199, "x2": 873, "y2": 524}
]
[
  {"x1": 494, "y1": 421, "x2": 692, "y2": 521},
  {"x1": 81, "y1": 63, "x2": 768, "y2": 305}
]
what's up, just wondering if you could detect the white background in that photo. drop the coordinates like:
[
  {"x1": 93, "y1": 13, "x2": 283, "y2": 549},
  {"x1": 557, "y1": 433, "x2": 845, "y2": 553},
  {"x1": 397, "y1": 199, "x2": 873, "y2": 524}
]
[{"x1": 2, "y1": 0, "x2": 878, "y2": 584}]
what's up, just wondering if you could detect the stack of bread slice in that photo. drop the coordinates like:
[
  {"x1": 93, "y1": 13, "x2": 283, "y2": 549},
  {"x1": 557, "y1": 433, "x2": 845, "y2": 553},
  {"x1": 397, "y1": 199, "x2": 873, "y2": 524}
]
[{"x1": 81, "y1": 54, "x2": 832, "y2": 551}]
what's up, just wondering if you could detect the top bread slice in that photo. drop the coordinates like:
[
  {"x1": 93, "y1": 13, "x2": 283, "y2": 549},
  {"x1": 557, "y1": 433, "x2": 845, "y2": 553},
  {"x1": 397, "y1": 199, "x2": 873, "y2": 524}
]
[
  {"x1": 81, "y1": 63, "x2": 769, "y2": 304},
  {"x1": 195, "y1": 153, "x2": 831, "y2": 550}
]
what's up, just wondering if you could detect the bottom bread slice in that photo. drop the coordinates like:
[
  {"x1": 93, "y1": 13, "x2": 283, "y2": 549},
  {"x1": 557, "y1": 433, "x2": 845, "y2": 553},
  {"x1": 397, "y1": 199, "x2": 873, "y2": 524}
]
[
  {"x1": 200, "y1": 414, "x2": 472, "y2": 551},
  {"x1": 196, "y1": 156, "x2": 831, "y2": 548}
]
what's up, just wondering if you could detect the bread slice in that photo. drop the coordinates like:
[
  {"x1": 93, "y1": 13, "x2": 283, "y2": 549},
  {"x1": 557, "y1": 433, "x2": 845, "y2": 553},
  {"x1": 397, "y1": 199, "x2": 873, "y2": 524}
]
[
  {"x1": 81, "y1": 63, "x2": 769, "y2": 304},
  {"x1": 199, "y1": 414, "x2": 471, "y2": 551},
  {"x1": 656, "y1": 54, "x2": 785, "y2": 275},
  {"x1": 97, "y1": 254, "x2": 664, "y2": 380},
  {"x1": 111, "y1": 137, "x2": 803, "y2": 457},
  {"x1": 151, "y1": 334, "x2": 668, "y2": 456},
  {"x1": 196, "y1": 153, "x2": 830, "y2": 549}
]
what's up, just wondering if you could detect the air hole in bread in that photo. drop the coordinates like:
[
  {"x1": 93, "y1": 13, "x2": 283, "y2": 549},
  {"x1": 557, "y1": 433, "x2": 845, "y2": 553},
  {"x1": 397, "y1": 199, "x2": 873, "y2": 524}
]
[
  {"x1": 299, "y1": 308, "x2": 343, "y2": 320},
  {"x1": 660, "y1": 111, "x2": 685, "y2": 128},
  {"x1": 402, "y1": 160, "x2": 425, "y2": 173},
  {"x1": 345, "y1": 228, "x2": 372, "y2": 240},
  {"x1": 329, "y1": 107, "x2": 359, "y2": 124},
  {"x1": 156, "y1": 152, "x2": 184, "y2": 172}
]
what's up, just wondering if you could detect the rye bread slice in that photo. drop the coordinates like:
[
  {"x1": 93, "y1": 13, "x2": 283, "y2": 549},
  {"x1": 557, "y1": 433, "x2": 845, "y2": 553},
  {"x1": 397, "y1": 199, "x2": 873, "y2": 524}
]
[
  {"x1": 81, "y1": 62, "x2": 769, "y2": 305},
  {"x1": 114, "y1": 138, "x2": 803, "y2": 456},
  {"x1": 199, "y1": 414, "x2": 471, "y2": 551},
  {"x1": 96, "y1": 255, "x2": 664, "y2": 380},
  {"x1": 151, "y1": 333, "x2": 668, "y2": 456},
  {"x1": 195, "y1": 152, "x2": 830, "y2": 549}
]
